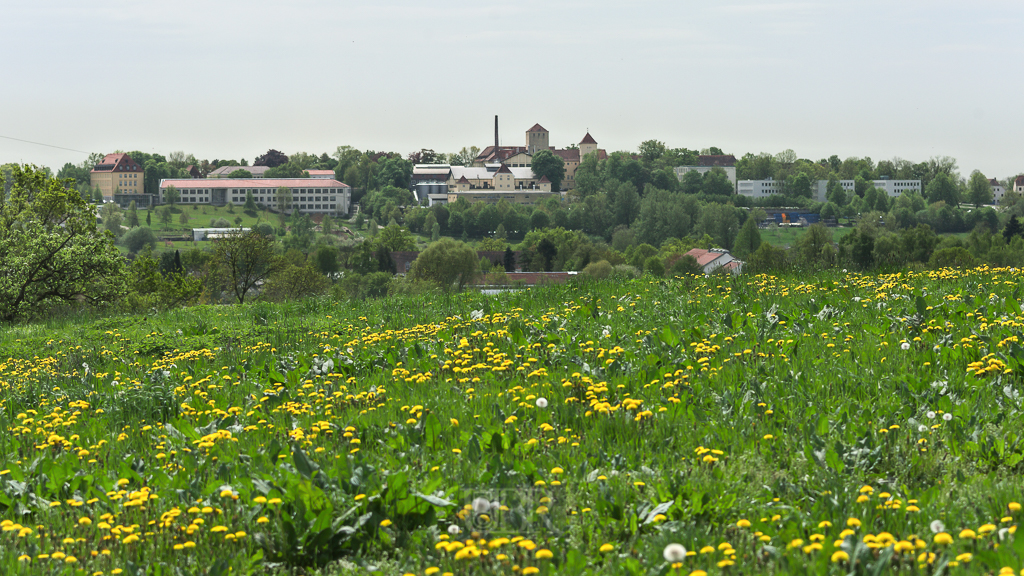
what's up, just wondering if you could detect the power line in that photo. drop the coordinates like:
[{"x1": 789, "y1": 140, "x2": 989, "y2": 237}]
[{"x1": 0, "y1": 134, "x2": 90, "y2": 154}]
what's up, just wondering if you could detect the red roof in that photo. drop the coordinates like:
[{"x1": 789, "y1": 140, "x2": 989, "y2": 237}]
[
  {"x1": 697, "y1": 155, "x2": 737, "y2": 167},
  {"x1": 457, "y1": 175, "x2": 470, "y2": 183},
  {"x1": 538, "y1": 176, "x2": 551, "y2": 183},
  {"x1": 580, "y1": 132, "x2": 597, "y2": 145},
  {"x1": 495, "y1": 164, "x2": 513, "y2": 174},
  {"x1": 1016, "y1": 175, "x2": 1024, "y2": 187},
  {"x1": 159, "y1": 178, "x2": 350, "y2": 189},
  {"x1": 685, "y1": 248, "x2": 726, "y2": 267},
  {"x1": 92, "y1": 153, "x2": 141, "y2": 173},
  {"x1": 526, "y1": 123, "x2": 548, "y2": 133},
  {"x1": 552, "y1": 149, "x2": 580, "y2": 163},
  {"x1": 307, "y1": 169, "x2": 335, "y2": 176},
  {"x1": 990, "y1": 178, "x2": 1001, "y2": 186}
]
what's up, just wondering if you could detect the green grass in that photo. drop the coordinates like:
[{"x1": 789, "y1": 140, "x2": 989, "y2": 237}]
[
  {"x1": 760, "y1": 224, "x2": 853, "y2": 248},
  {"x1": 4, "y1": 268, "x2": 1024, "y2": 574}
]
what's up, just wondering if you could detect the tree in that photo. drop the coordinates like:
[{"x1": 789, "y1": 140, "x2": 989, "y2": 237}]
[
  {"x1": 732, "y1": 216, "x2": 762, "y2": 259},
  {"x1": 321, "y1": 215, "x2": 335, "y2": 236},
  {"x1": 244, "y1": 190, "x2": 258, "y2": 213},
  {"x1": 967, "y1": 171, "x2": 994, "y2": 208},
  {"x1": 926, "y1": 173, "x2": 960, "y2": 207},
  {"x1": 410, "y1": 238, "x2": 478, "y2": 291},
  {"x1": 702, "y1": 168, "x2": 734, "y2": 196},
  {"x1": 126, "y1": 200, "x2": 140, "y2": 228},
  {"x1": 211, "y1": 230, "x2": 285, "y2": 304},
  {"x1": 504, "y1": 247, "x2": 516, "y2": 272},
  {"x1": 375, "y1": 224, "x2": 416, "y2": 252},
  {"x1": 1003, "y1": 216, "x2": 1023, "y2": 243},
  {"x1": 164, "y1": 185, "x2": 180, "y2": 206},
  {"x1": 159, "y1": 207, "x2": 173, "y2": 225},
  {"x1": 264, "y1": 162, "x2": 309, "y2": 179},
  {"x1": 121, "y1": 226, "x2": 156, "y2": 254},
  {"x1": 228, "y1": 169, "x2": 253, "y2": 178},
  {"x1": 538, "y1": 238, "x2": 558, "y2": 271},
  {"x1": 145, "y1": 210, "x2": 151, "y2": 226},
  {"x1": 531, "y1": 149, "x2": 565, "y2": 192},
  {"x1": 254, "y1": 149, "x2": 289, "y2": 168},
  {"x1": 276, "y1": 187, "x2": 293, "y2": 213},
  {"x1": 788, "y1": 172, "x2": 812, "y2": 198},
  {"x1": 0, "y1": 165, "x2": 127, "y2": 322}
]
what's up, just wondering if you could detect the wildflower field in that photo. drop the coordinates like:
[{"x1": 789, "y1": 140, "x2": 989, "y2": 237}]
[{"x1": 3, "y1": 268, "x2": 1024, "y2": 575}]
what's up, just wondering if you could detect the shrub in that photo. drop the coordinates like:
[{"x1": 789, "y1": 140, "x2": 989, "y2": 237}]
[{"x1": 581, "y1": 260, "x2": 613, "y2": 279}]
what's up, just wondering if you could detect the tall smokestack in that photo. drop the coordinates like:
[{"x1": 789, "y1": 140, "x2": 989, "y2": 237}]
[{"x1": 494, "y1": 115, "x2": 499, "y2": 151}]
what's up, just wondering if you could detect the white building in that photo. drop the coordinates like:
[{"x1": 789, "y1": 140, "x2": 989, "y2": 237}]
[
  {"x1": 674, "y1": 155, "x2": 738, "y2": 189},
  {"x1": 737, "y1": 177, "x2": 785, "y2": 199},
  {"x1": 990, "y1": 178, "x2": 1006, "y2": 204},
  {"x1": 742, "y1": 178, "x2": 922, "y2": 202},
  {"x1": 158, "y1": 178, "x2": 351, "y2": 215}
]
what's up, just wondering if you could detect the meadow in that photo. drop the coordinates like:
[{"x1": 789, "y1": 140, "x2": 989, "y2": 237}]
[{"x1": 1, "y1": 267, "x2": 1024, "y2": 575}]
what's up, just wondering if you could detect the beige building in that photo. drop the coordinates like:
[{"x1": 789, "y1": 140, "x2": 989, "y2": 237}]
[
  {"x1": 446, "y1": 164, "x2": 554, "y2": 205},
  {"x1": 472, "y1": 123, "x2": 606, "y2": 191},
  {"x1": 90, "y1": 153, "x2": 144, "y2": 200}
]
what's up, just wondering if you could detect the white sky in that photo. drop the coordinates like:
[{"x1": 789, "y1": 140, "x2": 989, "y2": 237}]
[{"x1": 2, "y1": 0, "x2": 1023, "y2": 179}]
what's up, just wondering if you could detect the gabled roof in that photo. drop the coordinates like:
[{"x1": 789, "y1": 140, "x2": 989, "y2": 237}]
[
  {"x1": 92, "y1": 153, "x2": 142, "y2": 173},
  {"x1": 685, "y1": 248, "x2": 728, "y2": 267},
  {"x1": 457, "y1": 175, "x2": 470, "y2": 183},
  {"x1": 580, "y1": 132, "x2": 597, "y2": 145},
  {"x1": 1016, "y1": 175, "x2": 1024, "y2": 187},
  {"x1": 552, "y1": 149, "x2": 581, "y2": 163},
  {"x1": 697, "y1": 155, "x2": 738, "y2": 167},
  {"x1": 538, "y1": 176, "x2": 551, "y2": 183},
  {"x1": 527, "y1": 123, "x2": 548, "y2": 133},
  {"x1": 990, "y1": 178, "x2": 1001, "y2": 187},
  {"x1": 495, "y1": 164, "x2": 513, "y2": 175}
]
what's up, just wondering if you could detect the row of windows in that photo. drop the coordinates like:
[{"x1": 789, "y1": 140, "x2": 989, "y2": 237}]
[
  {"x1": 230, "y1": 196, "x2": 338, "y2": 202},
  {"x1": 119, "y1": 173, "x2": 138, "y2": 178},
  {"x1": 230, "y1": 188, "x2": 340, "y2": 194}
]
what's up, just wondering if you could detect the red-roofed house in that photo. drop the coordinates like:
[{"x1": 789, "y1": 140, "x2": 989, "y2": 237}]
[
  {"x1": 90, "y1": 153, "x2": 144, "y2": 201},
  {"x1": 683, "y1": 248, "x2": 742, "y2": 275},
  {"x1": 1014, "y1": 175, "x2": 1024, "y2": 195},
  {"x1": 158, "y1": 178, "x2": 351, "y2": 215}
]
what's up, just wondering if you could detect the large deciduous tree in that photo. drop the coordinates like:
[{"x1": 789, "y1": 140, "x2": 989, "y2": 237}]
[
  {"x1": 925, "y1": 173, "x2": 960, "y2": 207},
  {"x1": 0, "y1": 165, "x2": 127, "y2": 322},
  {"x1": 531, "y1": 150, "x2": 565, "y2": 192},
  {"x1": 967, "y1": 171, "x2": 994, "y2": 208},
  {"x1": 211, "y1": 230, "x2": 285, "y2": 304},
  {"x1": 254, "y1": 149, "x2": 289, "y2": 168},
  {"x1": 409, "y1": 238, "x2": 478, "y2": 292}
]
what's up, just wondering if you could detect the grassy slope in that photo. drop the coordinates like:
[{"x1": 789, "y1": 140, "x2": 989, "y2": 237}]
[{"x1": 2, "y1": 269, "x2": 1024, "y2": 574}]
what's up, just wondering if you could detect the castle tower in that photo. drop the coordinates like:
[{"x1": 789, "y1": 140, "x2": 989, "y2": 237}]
[
  {"x1": 526, "y1": 123, "x2": 549, "y2": 155},
  {"x1": 580, "y1": 132, "x2": 598, "y2": 158}
]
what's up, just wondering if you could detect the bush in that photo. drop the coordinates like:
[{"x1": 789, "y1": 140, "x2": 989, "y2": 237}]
[
  {"x1": 121, "y1": 226, "x2": 157, "y2": 254},
  {"x1": 609, "y1": 264, "x2": 640, "y2": 281},
  {"x1": 335, "y1": 272, "x2": 394, "y2": 300},
  {"x1": 644, "y1": 256, "x2": 665, "y2": 278},
  {"x1": 581, "y1": 260, "x2": 613, "y2": 279},
  {"x1": 261, "y1": 265, "x2": 329, "y2": 302}
]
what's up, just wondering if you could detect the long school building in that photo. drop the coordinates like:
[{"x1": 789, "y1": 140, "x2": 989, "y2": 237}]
[{"x1": 158, "y1": 178, "x2": 352, "y2": 215}]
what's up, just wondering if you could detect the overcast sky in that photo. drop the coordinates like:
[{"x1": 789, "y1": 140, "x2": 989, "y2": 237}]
[{"x1": 2, "y1": 0, "x2": 1022, "y2": 179}]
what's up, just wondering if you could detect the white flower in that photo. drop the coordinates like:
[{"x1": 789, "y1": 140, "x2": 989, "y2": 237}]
[
  {"x1": 918, "y1": 425, "x2": 928, "y2": 433},
  {"x1": 901, "y1": 342, "x2": 911, "y2": 350},
  {"x1": 111, "y1": 380, "x2": 119, "y2": 387},
  {"x1": 472, "y1": 497, "x2": 490, "y2": 514},
  {"x1": 933, "y1": 345, "x2": 941, "y2": 353},
  {"x1": 448, "y1": 525, "x2": 461, "y2": 535},
  {"x1": 536, "y1": 397, "x2": 548, "y2": 409},
  {"x1": 490, "y1": 500, "x2": 500, "y2": 510},
  {"x1": 943, "y1": 413, "x2": 953, "y2": 421},
  {"x1": 926, "y1": 411, "x2": 936, "y2": 419},
  {"x1": 663, "y1": 543, "x2": 687, "y2": 562},
  {"x1": 930, "y1": 520, "x2": 945, "y2": 534}
]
